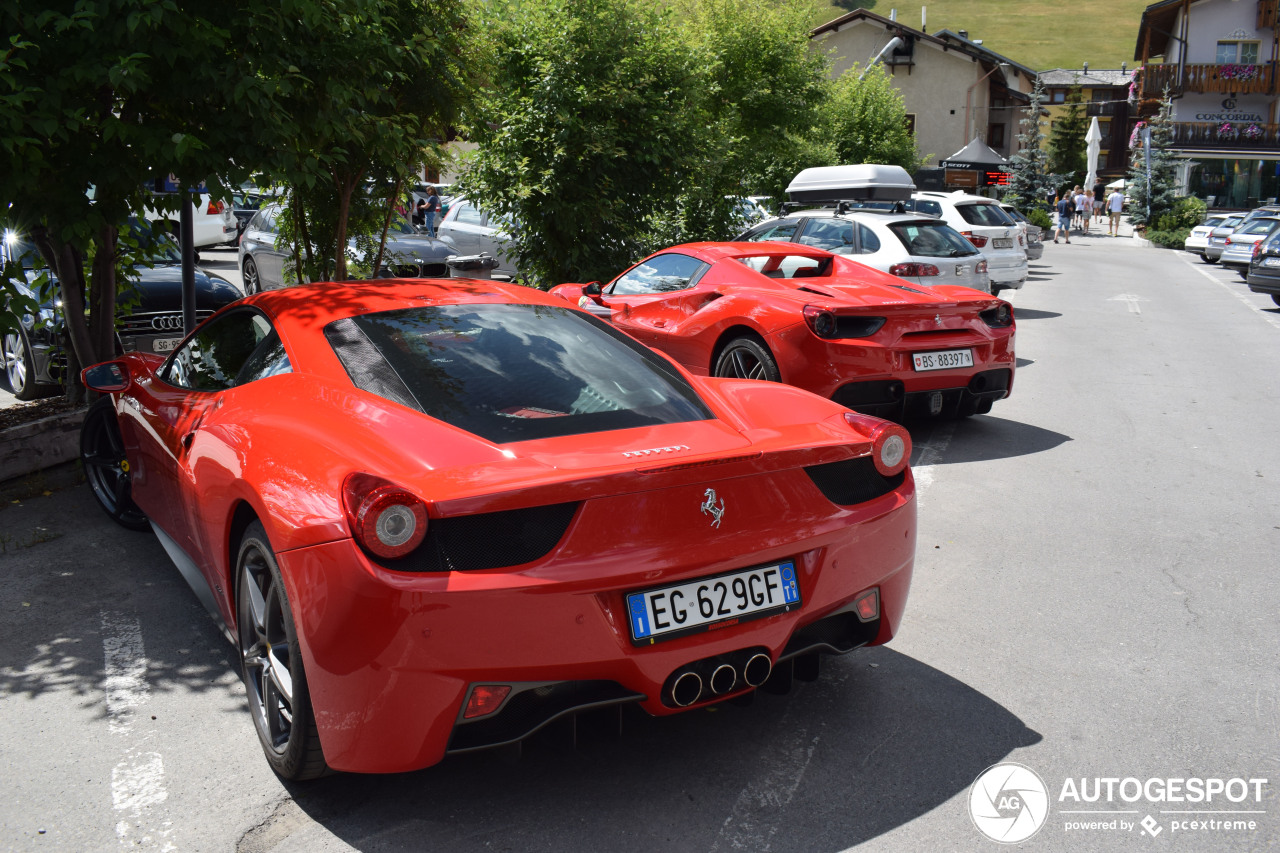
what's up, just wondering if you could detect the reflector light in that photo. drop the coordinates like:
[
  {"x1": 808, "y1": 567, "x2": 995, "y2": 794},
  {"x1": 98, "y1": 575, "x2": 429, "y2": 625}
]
[
  {"x1": 854, "y1": 589, "x2": 880, "y2": 622},
  {"x1": 464, "y1": 685, "x2": 512, "y2": 719}
]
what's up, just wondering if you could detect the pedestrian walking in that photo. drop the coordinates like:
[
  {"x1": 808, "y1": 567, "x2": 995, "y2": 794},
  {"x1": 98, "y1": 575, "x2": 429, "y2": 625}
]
[
  {"x1": 1107, "y1": 187, "x2": 1126, "y2": 236},
  {"x1": 1092, "y1": 179, "x2": 1106, "y2": 224},
  {"x1": 1054, "y1": 193, "x2": 1072, "y2": 243},
  {"x1": 1073, "y1": 186, "x2": 1090, "y2": 233}
]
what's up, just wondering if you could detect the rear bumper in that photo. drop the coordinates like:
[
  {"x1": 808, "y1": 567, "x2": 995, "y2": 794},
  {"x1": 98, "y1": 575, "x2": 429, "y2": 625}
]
[
  {"x1": 277, "y1": 477, "x2": 916, "y2": 773},
  {"x1": 1247, "y1": 269, "x2": 1280, "y2": 293},
  {"x1": 832, "y1": 368, "x2": 1013, "y2": 420},
  {"x1": 1204, "y1": 244, "x2": 1227, "y2": 261}
]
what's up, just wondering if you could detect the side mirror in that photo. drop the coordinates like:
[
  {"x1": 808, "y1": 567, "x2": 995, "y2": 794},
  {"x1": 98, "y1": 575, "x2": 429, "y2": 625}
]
[
  {"x1": 583, "y1": 282, "x2": 602, "y2": 296},
  {"x1": 82, "y1": 361, "x2": 130, "y2": 393}
]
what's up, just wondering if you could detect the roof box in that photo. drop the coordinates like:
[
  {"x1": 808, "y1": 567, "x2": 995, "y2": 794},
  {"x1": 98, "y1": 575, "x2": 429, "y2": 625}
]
[{"x1": 785, "y1": 164, "x2": 916, "y2": 203}]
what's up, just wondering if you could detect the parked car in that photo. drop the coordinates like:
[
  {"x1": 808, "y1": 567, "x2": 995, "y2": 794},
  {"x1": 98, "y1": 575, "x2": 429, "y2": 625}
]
[
  {"x1": 435, "y1": 197, "x2": 519, "y2": 279},
  {"x1": 740, "y1": 164, "x2": 991, "y2": 293},
  {"x1": 737, "y1": 209, "x2": 991, "y2": 292},
  {"x1": 906, "y1": 192, "x2": 1028, "y2": 293},
  {"x1": 1245, "y1": 230, "x2": 1280, "y2": 306},
  {"x1": 2, "y1": 227, "x2": 241, "y2": 400},
  {"x1": 1183, "y1": 213, "x2": 1231, "y2": 258},
  {"x1": 1202, "y1": 213, "x2": 1247, "y2": 263},
  {"x1": 998, "y1": 203, "x2": 1044, "y2": 261},
  {"x1": 550, "y1": 241, "x2": 1015, "y2": 421},
  {"x1": 237, "y1": 204, "x2": 457, "y2": 292},
  {"x1": 1220, "y1": 216, "x2": 1280, "y2": 277},
  {"x1": 78, "y1": 277, "x2": 917, "y2": 778},
  {"x1": 144, "y1": 192, "x2": 239, "y2": 249}
]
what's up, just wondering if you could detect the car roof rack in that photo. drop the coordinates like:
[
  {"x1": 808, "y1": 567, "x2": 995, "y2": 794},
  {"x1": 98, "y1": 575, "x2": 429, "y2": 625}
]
[{"x1": 780, "y1": 199, "x2": 908, "y2": 215}]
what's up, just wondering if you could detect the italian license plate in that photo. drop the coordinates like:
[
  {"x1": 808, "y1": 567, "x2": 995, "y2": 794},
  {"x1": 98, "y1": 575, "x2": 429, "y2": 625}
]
[
  {"x1": 627, "y1": 561, "x2": 800, "y2": 644},
  {"x1": 1264, "y1": 257, "x2": 1280, "y2": 267},
  {"x1": 913, "y1": 348, "x2": 974, "y2": 372},
  {"x1": 992, "y1": 238, "x2": 1013, "y2": 249},
  {"x1": 153, "y1": 337, "x2": 181, "y2": 353}
]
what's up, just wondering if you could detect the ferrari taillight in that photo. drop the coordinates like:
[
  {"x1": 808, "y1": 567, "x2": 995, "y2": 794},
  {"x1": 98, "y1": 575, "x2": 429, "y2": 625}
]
[
  {"x1": 342, "y1": 473, "x2": 428, "y2": 559},
  {"x1": 842, "y1": 413, "x2": 911, "y2": 477},
  {"x1": 889, "y1": 262, "x2": 940, "y2": 277},
  {"x1": 802, "y1": 304, "x2": 837, "y2": 338},
  {"x1": 961, "y1": 231, "x2": 989, "y2": 248}
]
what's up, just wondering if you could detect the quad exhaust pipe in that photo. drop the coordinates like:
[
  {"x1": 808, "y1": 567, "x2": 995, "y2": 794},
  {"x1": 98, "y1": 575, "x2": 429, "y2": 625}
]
[
  {"x1": 670, "y1": 671, "x2": 704, "y2": 707},
  {"x1": 743, "y1": 653, "x2": 772, "y2": 687}
]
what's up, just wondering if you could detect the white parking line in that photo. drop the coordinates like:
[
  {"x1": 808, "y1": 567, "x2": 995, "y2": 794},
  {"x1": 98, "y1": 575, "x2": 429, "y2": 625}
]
[
  {"x1": 101, "y1": 612, "x2": 174, "y2": 851},
  {"x1": 910, "y1": 421, "x2": 955, "y2": 508},
  {"x1": 1180, "y1": 255, "x2": 1280, "y2": 331}
]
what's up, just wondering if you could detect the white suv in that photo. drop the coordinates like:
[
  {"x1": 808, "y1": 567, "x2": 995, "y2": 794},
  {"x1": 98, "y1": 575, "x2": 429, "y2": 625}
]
[
  {"x1": 907, "y1": 192, "x2": 1028, "y2": 293},
  {"x1": 144, "y1": 192, "x2": 238, "y2": 249}
]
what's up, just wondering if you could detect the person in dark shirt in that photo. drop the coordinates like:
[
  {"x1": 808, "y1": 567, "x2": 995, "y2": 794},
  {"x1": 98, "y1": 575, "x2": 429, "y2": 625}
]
[
  {"x1": 1054, "y1": 192, "x2": 1072, "y2": 243},
  {"x1": 1092, "y1": 181, "x2": 1106, "y2": 224}
]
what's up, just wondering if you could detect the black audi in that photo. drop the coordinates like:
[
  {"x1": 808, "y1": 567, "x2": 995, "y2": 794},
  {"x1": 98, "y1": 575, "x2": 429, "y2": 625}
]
[{"x1": 2, "y1": 228, "x2": 242, "y2": 399}]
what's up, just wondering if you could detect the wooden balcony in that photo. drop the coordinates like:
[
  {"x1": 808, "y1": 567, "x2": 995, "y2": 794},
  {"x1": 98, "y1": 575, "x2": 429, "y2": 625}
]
[
  {"x1": 1143, "y1": 62, "x2": 1279, "y2": 97},
  {"x1": 1259, "y1": 0, "x2": 1278, "y2": 29},
  {"x1": 1169, "y1": 121, "x2": 1280, "y2": 149}
]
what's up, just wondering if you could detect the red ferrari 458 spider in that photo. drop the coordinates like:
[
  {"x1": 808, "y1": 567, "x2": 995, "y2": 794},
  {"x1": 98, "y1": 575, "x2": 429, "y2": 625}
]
[
  {"x1": 549, "y1": 241, "x2": 1016, "y2": 420},
  {"x1": 79, "y1": 278, "x2": 916, "y2": 779}
]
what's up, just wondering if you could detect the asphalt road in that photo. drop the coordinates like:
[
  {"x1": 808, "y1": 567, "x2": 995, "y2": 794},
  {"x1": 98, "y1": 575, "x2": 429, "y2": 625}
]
[{"x1": 2, "y1": 234, "x2": 1278, "y2": 852}]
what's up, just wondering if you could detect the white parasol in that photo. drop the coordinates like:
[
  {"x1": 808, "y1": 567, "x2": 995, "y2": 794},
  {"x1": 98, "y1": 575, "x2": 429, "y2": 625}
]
[{"x1": 1085, "y1": 117, "x2": 1103, "y2": 190}]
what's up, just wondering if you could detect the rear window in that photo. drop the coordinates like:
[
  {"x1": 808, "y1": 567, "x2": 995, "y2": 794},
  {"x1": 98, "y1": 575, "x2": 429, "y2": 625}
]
[
  {"x1": 325, "y1": 304, "x2": 712, "y2": 443},
  {"x1": 1240, "y1": 219, "x2": 1279, "y2": 235},
  {"x1": 957, "y1": 203, "x2": 1015, "y2": 227},
  {"x1": 888, "y1": 222, "x2": 980, "y2": 258}
]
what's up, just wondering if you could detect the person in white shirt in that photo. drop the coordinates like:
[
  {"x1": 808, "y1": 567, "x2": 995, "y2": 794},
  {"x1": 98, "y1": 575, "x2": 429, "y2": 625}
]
[
  {"x1": 1073, "y1": 187, "x2": 1090, "y2": 233},
  {"x1": 1107, "y1": 189, "x2": 1126, "y2": 236}
]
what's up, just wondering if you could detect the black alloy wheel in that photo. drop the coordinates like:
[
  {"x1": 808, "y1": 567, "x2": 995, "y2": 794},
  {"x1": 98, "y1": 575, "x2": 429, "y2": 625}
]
[
  {"x1": 713, "y1": 336, "x2": 781, "y2": 382},
  {"x1": 3, "y1": 328, "x2": 41, "y2": 401},
  {"x1": 80, "y1": 397, "x2": 150, "y2": 530},
  {"x1": 243, "y1": 256, "x2": 261, "y2": 295},
  {"x1": 237, "y1": 521, "x2": 328, "y2": 780}
]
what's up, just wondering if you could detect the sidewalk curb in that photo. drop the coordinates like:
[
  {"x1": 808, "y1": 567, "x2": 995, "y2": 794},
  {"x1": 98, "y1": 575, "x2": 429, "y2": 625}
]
[{"x1": 0, "y1": 407, "x2": 87, "y2": 486}]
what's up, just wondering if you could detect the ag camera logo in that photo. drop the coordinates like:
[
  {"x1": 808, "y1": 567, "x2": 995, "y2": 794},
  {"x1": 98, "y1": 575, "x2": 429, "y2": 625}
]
[{"x1": 969, "y1": 762, "x2": 1050, "y2": 843}]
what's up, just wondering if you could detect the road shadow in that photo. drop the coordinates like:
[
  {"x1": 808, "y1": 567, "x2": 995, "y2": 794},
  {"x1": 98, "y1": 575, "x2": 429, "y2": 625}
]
[
  {"x1": 1013, "y1": 308, "x2": 1062, "y2": 320},
  {"x1": 909, "y1": 415, "x2": 1071, "y2": 465},
  {"x1": 280, "y1": 647, "x2": 1041, "y2": 852}
]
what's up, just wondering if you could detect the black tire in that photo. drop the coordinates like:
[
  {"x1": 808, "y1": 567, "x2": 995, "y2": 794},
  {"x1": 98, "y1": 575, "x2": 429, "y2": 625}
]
[
  {"x1": 3, "y1": 328, "x2": 44, "y2": 401},
  {"x1": 243, "y1": 256, "x2": 262, "y2": 295},
  {"x1": 1271, "y1": 294, "x2": 1280, "y2": 307},
  {"x1": 1203, "y1": 255, "x2": 1218, "y2": 264},
  {"x1": 713, "y1": 336, "x2": 781, "y2": 382},
  {"x1": 80, "y1": 397, "x2": 150, "y2": 531},
  {"x1": 237, "y1": 521, "x2": 328, "y2": 780}
]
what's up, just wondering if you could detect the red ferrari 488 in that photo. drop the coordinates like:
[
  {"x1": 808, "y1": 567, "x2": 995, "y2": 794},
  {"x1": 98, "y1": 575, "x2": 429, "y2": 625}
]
[
  {"x1": 550, "y1": 242, "x2": 1015, "y2": 421},
  {"x1": 80, "y1": 278, "x2": 915, "y2": 778}
]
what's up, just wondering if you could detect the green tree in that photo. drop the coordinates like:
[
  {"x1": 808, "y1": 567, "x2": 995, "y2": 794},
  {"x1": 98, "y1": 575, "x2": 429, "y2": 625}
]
[
  {"x1": 1046, "y1": 80, "x2": 1087, "y2": 189},
  {"x1": 1003, "y1": 76, "x2": 1057, "y2": 211},
  {"x1": 818, "y1": 64, "x2": 924, "y2": 174},
  {"x1": 1126, "y1": 94, "x2": 1179, "y2": 229},
  {"x1": 0, "y1": 0, "x2": 264, "y2": 397},
  {"x1": 460, "y1": 0, "x2": 708, "y2": 286},
  {"x1": 253, "y1": 0, "x2": 469, "y2": 284}
]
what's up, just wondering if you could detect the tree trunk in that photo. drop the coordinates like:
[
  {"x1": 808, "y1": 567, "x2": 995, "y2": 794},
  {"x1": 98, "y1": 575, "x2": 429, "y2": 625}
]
[
  {"x1": 89, "y1": 222, "x2": 118, "y2": 364},
  {"x1": 372, "y1": 177, "x2": 401, "y2": 278}
]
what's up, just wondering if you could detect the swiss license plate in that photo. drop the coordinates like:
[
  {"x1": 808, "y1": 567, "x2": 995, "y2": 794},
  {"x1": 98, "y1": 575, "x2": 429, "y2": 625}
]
[
  {"x1": 992, "y1": 238, "x2": 1013, "y2": 249},
  {"x1": 627, "y1": 561, "x2": 800, "y2": 644},
  {"x1": 153, "y1": 337, "x2": 181, "y2": 353},
  {"x1": 1264, "y1": 257, "x2": 1280, "y2": 268},
  {"x1": 913, "y1": 348, "x2": 974, "y2": 372}
]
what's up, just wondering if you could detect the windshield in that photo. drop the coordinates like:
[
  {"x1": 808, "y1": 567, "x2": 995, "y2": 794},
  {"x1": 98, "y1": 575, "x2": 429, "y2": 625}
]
[
  {"x1": 326, "y1": 303, "x2": 713, "y2": 443},
  {"x1": 888, "y1": 222, "x2": 980, "y2": 258}
]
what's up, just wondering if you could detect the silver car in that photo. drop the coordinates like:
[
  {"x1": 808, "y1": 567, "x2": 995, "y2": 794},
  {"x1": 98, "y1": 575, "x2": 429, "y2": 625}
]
[
  {"x1": 998, "y1": 203, "x2": 1044, "y2": 261},
  {"x1": 737, "y1": 209, "x2": 990, "y2": 292},
  {"x1": 434, "y1": 197, "x2": 519, "y2": 280},
  {"x1": 1184, "y1": 213, "x2": 1230, "y2": 257},
  {"x1": 1203, "y1": 214, "x2": 1247, "y2": 263},
  {"x1": 1219, "y1": 216, "x2": 1280, "y2": 277},
  {"x1": 238, "y1": 205, "x2": 457, "y2": 292}
]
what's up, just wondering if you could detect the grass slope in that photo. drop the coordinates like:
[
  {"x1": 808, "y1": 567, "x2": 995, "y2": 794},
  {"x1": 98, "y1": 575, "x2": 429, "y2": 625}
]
[{"x1": 805, "y1": 0, "x2": 1151, "y2": 71}]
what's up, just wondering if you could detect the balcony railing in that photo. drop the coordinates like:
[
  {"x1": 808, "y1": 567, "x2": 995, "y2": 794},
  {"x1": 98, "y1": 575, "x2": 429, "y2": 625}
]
[
  {"x1": 1143, "y1": 62, "x2": 1278, "y2": 97},
  {"x1": 1169, "y1": 121, "x2": 1280, "y2": 148}
]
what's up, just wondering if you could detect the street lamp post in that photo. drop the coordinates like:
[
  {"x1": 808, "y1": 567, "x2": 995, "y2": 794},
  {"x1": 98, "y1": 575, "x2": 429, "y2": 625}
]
[{"x1": 965, "y1": 62, "x2": 1012, "y2": 146}]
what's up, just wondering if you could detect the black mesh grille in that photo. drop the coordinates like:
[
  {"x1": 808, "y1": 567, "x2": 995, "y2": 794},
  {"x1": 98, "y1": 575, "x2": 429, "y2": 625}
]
[
  {"x1": 803, "y1": 456, "x2": 904, "y2": 506},
  {"x1": 781, "y1": 611, "x2": 879, "y2": 658},
  {"x1": 388, "y1": 502, "x2": 580, "y2": 572},
  {"x1": 324, "y1": 318, "x2": 421, "y2": 411}
]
